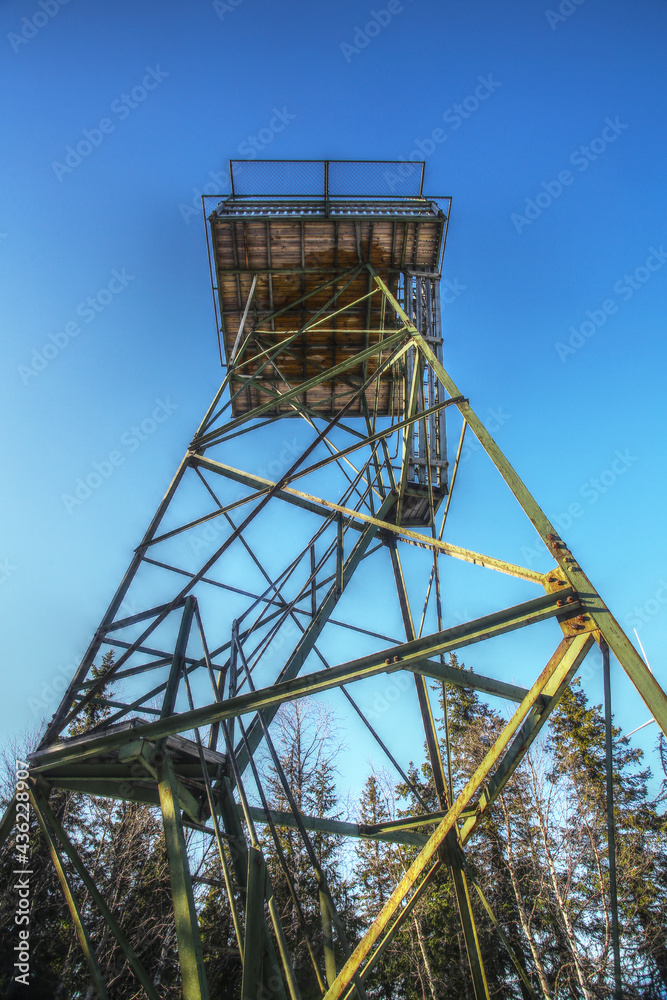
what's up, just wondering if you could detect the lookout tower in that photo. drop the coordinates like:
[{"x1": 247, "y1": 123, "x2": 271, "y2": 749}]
[{"x1": 6, "y1": 161, "x2": 667, "y2": 1000}]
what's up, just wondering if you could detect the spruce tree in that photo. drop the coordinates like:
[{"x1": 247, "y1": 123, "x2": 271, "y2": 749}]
[
  {"x1": 546, "y1": 679, "x2": 667, "y2": 996},
  {"x1": 0, "y1": 651, "x2": 185, "y2": 999},
  {"x1": 259, "y1": 701, "x2": 358, "y2": 997},
  {"x1": 354, "y1": 654, "x2": 532, "y2": 998},
  {"x1": 67, "y1": 649, "x2": 116, "y2": 738}
]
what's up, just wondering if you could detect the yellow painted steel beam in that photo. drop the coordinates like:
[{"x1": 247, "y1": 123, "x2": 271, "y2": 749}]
[
  {"x1": 28, "y1": 591, "x2": 578, "y2": 772},
  {"x1": 321, "y1": 636, "x2": 590, "y2": 1000},
  {"x1": 459, "y1": 632, "x2": 594, "y2": 844},
  {"x1": 372, "y1": 268, "x2": 667, "y2": 739},
  {"x1": 192, "y1": 455, "x2": 544, "y2": 584}
]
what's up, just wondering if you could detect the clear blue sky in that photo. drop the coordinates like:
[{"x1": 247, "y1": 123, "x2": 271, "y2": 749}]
[{"x1": 1, "y1": 0, "x2": 666, "y2": 788}]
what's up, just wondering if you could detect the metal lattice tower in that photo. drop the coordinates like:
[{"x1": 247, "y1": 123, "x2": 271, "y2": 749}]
[{"x1": 5, "y1": 159, "x2": 667, "y2": 999}]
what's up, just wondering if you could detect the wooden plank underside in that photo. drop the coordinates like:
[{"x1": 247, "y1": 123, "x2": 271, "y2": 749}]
[{"x1": 211, "y1": 215, "x2": 444, "y2": 416}]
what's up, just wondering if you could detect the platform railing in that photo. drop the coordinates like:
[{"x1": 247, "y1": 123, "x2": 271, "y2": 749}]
[{"x1": 228, "y1": 158, "x2": 428, "y2": 200}]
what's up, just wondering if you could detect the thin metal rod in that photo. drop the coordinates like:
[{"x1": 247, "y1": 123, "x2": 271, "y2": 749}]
[
  {"x1": 602, "y1": 640, "x2": 623, "y2": 999},
  {"x1": 233, "y1": 638, "x2": 367, "y2": 1000},
  {"x1": 236, "y1": 712, "x2": 323, "y2": 995},
  {"x1": 181, "y1": 652, "x2": 244, "y2": 955},
  {"x1": 230, "y1": 273, "x2": 258, "y2": 362},
  {"x1": 470, "y1": 878, "x2": 537, "y2": 998}
]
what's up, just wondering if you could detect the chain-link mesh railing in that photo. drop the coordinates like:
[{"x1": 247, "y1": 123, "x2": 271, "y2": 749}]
[
  {"x1": 231, "y1": 160, "x2": 325, "y2": 197},
  {"x1": 228, "y1": 160, "x2": 425, "y2": 199},
  {"x1": 327, "y1": 160, "x2": 423, "y2": 197}
]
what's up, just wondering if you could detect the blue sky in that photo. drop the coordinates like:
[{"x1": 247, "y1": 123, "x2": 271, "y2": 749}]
[{"x1": 1, "y1": 0, "x2": 666, "y2": 790}]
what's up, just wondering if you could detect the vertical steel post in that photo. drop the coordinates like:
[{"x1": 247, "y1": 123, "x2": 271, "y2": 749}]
[
  {"x1": 161, "y1": 596, "x2": 196, "y2": 721},
  {"x1": 324, "y1": 159, "x2": 330, "y2": 217},
  {"x1": 450, "y1": 862, "x2": 491, "y2": 1000},
  {"x1": 336, "y1": 513, "x2": 344, "y2": 597},
  {"x1": 157, "y1": 756, "x2": 210, "y2": 1000},
  {"x1": 229, "y1": 620, "x2": 239, "y2": 746},
  {"x1": 242, "y1": 846, "x2": 266, "y2": 1000},
  {"x1": 216, "y1": 777, "x2": 289, "y2": 1000},
  {"x1": 320, "y1": 889, "x2": 337, "y2": 987},
  {"x1": 310, "y1": 543, "x2": 317, "y2": 616}
]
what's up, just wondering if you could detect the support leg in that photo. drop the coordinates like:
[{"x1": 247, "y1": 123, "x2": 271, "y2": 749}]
[
  {"x1": 449, "y1": 861, "x2": 489, "y2": 1000},
  {"x1": 242, "y1": 846, "x2": 266, "y2": 1000},
  {"x1": 30, "y1": 789, "x2": 109, "y2": 1000},
  {"x1": 157, "y1": 756, "x2": 210, "y2": 1000},
  {"x1": 32, "y1": 786, "x2": 161, "y2": 1000},
  {"x1": 321, "y1": 890, "x2": 337, "y2": 987},
  {"x1": 322, "y1": 635, "x2": 587, "y2": 1000},
  {"x1": 389, "y1": 539, "x2": 490, "y2": 999}
]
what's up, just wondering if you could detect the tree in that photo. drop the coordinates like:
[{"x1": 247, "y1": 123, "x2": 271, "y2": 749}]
[
  {"x1": 259, "y1": 701, "x2": 359, "y2": 996},
  {"x1": 0, "y1": 783, "x2": 89, "y2": 998},
  {"x1": 67, "y1": 650, "x2": 116, "y2": 738},
  {"x1": 354, "y1": 769, "x2": 433, "y2": 999},
  {"x1": 0, "y1": 651, "x2": 184, "y2": 1000},
  {"x1": 545, "y1": 680, "x2": 667, "y2": 997},
  {"x1": 354, "y1": 654, "x2": 532, "y2": 999},
  {"x1": 197, "y1": 877, "x2": 243, "y2": 998}
]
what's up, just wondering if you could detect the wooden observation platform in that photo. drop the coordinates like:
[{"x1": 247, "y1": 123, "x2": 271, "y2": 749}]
[
  {"x1": 204, "y1": 161, "x2": 451, "y2": 525},
  {"x1": 206, "y1": 160, "x2": 449, "y2": 420}
]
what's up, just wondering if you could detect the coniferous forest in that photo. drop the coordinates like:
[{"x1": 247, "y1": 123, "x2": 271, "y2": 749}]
[{"x1": 2, "y1": 653, "x2": 666, "y2": 999}]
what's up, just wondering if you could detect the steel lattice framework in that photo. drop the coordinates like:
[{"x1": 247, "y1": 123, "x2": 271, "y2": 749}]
[{"x1": 4, "y1": 160, "x2": 667, "y2": 1000}]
